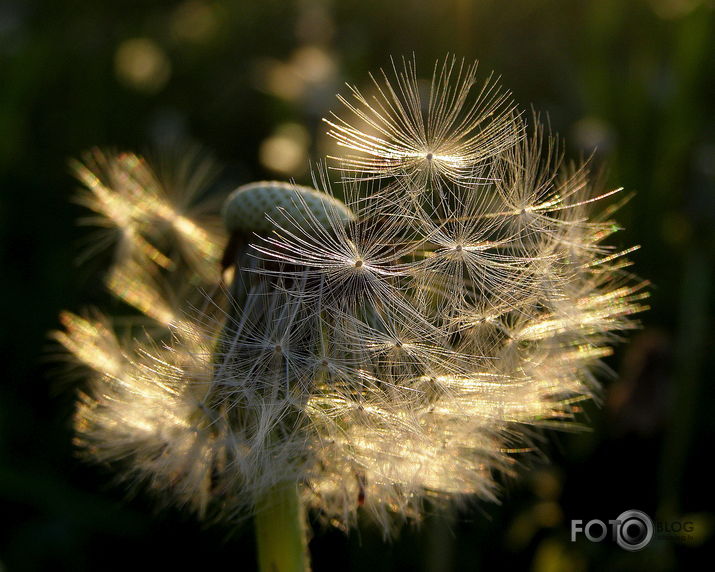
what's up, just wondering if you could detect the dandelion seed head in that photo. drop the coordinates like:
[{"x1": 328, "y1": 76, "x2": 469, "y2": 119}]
[{"x1": 58, "y1": 58, "x2": 647, "y2": 537}]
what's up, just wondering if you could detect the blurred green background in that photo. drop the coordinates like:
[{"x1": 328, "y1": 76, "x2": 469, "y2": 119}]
[{"x1": 1, "y1": 0, "x2": 714, "y2": 570}]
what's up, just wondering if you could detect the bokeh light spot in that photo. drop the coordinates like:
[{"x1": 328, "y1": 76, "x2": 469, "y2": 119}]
[
  {"x1": 115, "y1": 38, "x2": 171, "y2": 94},
  {"x1": 259, "y1": 123, "x2": 310, "y2": 175}
]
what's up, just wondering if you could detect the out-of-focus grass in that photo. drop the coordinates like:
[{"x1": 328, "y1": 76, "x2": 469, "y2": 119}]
[{"x1": 1, "y1": 1, "x2": 712, "y2": 570}]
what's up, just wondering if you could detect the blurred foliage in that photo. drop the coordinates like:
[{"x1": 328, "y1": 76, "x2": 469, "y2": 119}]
[{"x1": 1, "y1": 0, "x2": 713, "y2": 570}]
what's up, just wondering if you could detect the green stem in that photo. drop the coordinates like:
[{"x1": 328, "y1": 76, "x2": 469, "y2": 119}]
[{"x1": 254, "y1": 481, "x2": 310, "y2": 572}]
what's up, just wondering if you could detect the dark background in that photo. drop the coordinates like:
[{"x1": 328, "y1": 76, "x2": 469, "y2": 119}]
[{"x1": 1, "y1": 1, "x2": 714, "y2": 570}]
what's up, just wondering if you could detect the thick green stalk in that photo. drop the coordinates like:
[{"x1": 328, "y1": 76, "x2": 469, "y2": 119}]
[{"x1": 255, "y1": 481, "x2": 310, "y2": 572}]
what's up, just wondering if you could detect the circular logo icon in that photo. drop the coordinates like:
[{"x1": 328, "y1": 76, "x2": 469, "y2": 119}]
[{"x1": 615, "y1": 510, "x2": 654, "y2": 551}]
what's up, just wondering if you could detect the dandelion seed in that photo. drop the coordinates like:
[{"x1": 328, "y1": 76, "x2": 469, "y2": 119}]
[
  {"x1": 250, "y1": 171, "x2": 415, "y2": 313},
  {"x1": 72, "y1": 146, "x2": 226, "y2": 283},
  {"x1": 324, "y1": 55, "x2": 518, "y2": 186},
  {"x1": 54, "y1": 311, "x2": 124, "y2": 378}
]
